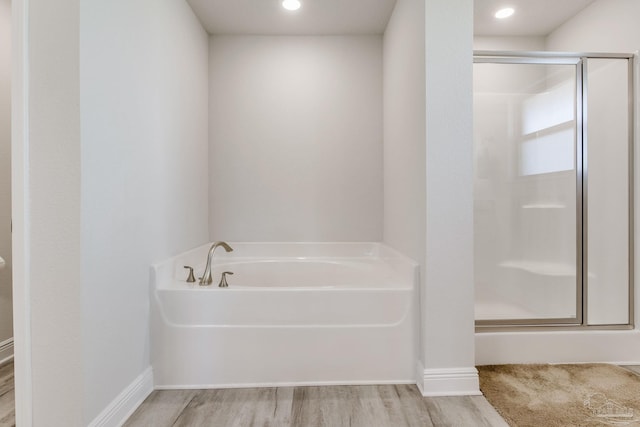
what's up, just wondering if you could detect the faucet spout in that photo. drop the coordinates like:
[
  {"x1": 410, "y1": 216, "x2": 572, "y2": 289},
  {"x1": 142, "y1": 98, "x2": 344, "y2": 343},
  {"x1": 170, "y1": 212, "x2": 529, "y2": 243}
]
[{"x1": 199, "y1": 241, "x2": 233, "y2": 285}]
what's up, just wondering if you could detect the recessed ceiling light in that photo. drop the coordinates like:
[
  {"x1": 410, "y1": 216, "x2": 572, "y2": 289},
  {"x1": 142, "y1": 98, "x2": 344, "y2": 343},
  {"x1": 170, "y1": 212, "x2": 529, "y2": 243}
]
[
  {"x1": 495, "y1": 7, "x2": 515, "y2": 19},
  {"x1": 282, "y1": 0, "x2": 301, "y2": 11}
]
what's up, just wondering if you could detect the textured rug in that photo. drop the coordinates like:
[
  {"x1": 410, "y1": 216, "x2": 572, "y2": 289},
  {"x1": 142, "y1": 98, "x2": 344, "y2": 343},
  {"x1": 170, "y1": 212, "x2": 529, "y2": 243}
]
[{"x1": 478, "y1": 364, "x2": 640, "y2": 427}]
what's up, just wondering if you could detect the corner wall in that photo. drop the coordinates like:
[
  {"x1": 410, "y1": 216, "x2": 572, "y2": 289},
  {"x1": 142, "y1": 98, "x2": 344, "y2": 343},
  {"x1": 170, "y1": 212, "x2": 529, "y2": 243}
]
[
  {"x1": 80, "y1": 0, "x2": 209, "y2": 423},
  {"x1": 383, "y1": 0, "x2": 426, "y2": 262},
  {"x1": 384, "y1": 0, "x2": 477, "y2": 395}
]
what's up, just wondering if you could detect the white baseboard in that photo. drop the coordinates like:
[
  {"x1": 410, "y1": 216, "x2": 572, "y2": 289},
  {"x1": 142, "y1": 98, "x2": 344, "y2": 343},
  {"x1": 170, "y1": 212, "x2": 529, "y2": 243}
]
[
  {"x1": 0, "y1": 338, "x2": 14, "y2": 365},
  {"x1": 476, "y1": 330, "x2": 640, "y2": 365},
  {"x1": 155, "y1": 379, "x2": 416, "y2": 390},
  {"x1": 88, "y1": 367, "x2": 154, "y2": 427},
  {"x1": 416, "y1": 362, "x2": 481, "y2": 397}
]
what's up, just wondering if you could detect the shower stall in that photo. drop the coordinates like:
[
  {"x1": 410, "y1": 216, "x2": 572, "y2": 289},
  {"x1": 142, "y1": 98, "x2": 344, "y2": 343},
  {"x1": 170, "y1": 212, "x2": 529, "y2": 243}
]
[{"x1": 473, "y1": 51, "x2": 634, "y2": 328}]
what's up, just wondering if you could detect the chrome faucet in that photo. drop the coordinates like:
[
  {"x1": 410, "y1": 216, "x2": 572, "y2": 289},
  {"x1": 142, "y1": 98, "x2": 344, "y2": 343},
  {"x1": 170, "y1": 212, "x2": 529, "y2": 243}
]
[{"x1": 199, "y1": 241, "x2": 233, "y2": 285}]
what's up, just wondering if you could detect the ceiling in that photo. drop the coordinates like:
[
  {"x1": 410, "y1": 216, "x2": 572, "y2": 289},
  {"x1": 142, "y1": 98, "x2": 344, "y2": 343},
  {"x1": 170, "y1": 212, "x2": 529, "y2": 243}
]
[
  {"x1": 187, "y1": 0, "x2": 398, "y2": 35},
  {"x1": 474, "y1": 0, "x2": 596, "y2": 37},
  {"x1": 188, "y1": 0, "x2": 597, "y2": 37}
]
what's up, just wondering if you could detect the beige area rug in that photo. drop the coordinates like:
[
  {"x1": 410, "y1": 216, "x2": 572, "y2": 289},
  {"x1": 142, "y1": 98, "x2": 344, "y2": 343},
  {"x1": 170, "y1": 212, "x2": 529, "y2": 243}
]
[{"x1": 478, "y1": 364, "x2": 640, "y2": 427}]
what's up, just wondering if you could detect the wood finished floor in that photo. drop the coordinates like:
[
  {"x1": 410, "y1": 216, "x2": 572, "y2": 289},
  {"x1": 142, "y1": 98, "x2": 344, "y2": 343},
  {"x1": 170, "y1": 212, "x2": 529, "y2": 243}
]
[
  {"x1": 1, "y1": 363, "x2": 639, "y2": 426},
  {"x1": 625, "y1": 365, "x2": 640, "y2": 376},
  {"x1": 124, "y1": 385, "x2": 509, "y2": 427},
  {"x1": 0, "y1": 361, "x2": 14, "y2": 427},
  {"x1": 124, "y1": 365, "x2": 640, "y2": 426}
]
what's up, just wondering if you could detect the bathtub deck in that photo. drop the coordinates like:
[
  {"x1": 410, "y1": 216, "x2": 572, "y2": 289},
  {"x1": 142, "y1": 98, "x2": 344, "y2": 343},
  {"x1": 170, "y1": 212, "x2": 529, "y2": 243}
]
[{"x1": 123, "y1": 384, "x2": 509, "y2": 427}]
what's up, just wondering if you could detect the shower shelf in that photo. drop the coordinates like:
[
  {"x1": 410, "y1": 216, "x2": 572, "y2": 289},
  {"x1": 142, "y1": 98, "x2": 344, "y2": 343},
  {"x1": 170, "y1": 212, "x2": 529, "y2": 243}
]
[{"x1": 498, "y1": 260, "x2": 575, "y2": 277}]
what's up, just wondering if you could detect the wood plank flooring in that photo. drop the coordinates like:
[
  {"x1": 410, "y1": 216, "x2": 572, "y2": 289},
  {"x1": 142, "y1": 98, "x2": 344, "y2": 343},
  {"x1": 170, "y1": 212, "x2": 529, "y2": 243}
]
[
  {"x1": 623, "y1": 365, "x2": 640, "y2": 376},
  {"x1": 0, "y1": 361, "x2": 14, "y2": 427},
  {"x1": 0, "y1": 363, "x2": 637, "y2": 426},
  {"x1": 124, "y1": 385, "x2": 509, "y2": 427}
]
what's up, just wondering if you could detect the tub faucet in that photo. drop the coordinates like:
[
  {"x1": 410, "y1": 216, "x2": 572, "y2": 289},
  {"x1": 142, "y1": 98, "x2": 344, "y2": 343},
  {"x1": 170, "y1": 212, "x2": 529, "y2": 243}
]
[{"x1": 199, "y1": 241, "x2": 233, "y2": 285}]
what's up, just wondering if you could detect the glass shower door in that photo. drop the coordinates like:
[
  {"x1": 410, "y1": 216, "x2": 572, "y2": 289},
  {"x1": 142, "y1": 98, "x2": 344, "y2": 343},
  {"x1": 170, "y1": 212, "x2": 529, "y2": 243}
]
[{"x1": 473, "y1": 57, "x2": 581, "y2": 324}]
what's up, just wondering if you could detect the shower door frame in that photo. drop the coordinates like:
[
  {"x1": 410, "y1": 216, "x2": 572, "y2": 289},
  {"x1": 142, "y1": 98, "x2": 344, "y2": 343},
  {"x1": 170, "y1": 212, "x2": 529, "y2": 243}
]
[{"x1": 474, "y1": 51, "x2": 635, "y2": 331}]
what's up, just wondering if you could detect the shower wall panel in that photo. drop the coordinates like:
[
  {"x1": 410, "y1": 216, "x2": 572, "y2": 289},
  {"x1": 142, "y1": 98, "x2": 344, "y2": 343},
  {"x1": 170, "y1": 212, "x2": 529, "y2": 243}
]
[{"x1": 586, "y1": 58, "x2": 631, "y2": 325}]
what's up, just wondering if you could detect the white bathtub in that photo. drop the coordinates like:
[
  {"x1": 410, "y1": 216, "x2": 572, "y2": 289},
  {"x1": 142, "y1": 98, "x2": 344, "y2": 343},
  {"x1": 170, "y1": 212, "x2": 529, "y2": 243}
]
[{"x1": 150, "y1": 242, "x2": 418, "y2": 389}]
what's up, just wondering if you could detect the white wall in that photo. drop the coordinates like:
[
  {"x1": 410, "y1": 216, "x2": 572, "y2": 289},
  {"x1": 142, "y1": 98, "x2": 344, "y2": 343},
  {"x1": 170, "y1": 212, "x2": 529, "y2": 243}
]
[
  {"x1": 382, "y1": 0, "x2": 427, "y2": 389},
  {"x1": 474, "y1": 36, "x2": 545, "y2": 51},
  {"x1": 0, "y1": 0, "x2": 12, "y2": 356},
  {"x1": 209, "y1": 35, "x2": 383, "y2": 242},
  {"x1": 422, "y1": 0, "x2": 476, "y2": 391},
  {"x1": 546, "y1": 0, "x2": 640, "y2": 53},
  {"x1": 14, "y1": 0, "x2": 209, "y2": 423},
  {"x1": 383, "y1": 0, "x2": 425, "y2": 263},
  {"x1": 80, "y1": 0, "x2": 209, "y2": 423},
  {"x1": 22, "y1": 0, "x2": 83, "y2": 424},
  {"x1": 384, "y1": 0, "x2": 477, "y2": 395}
]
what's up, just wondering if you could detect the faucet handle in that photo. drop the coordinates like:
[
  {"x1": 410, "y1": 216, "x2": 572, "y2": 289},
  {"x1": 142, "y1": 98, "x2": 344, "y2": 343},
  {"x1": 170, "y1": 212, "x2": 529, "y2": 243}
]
[
  {"x1": 219, "y1": 271, "x2": 234, "y2": 288},
  {"x1": 183, "y1": 266, "x2": 196, "y2": 283}
]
